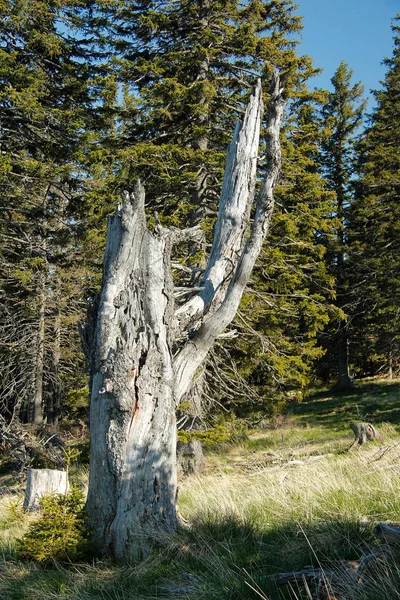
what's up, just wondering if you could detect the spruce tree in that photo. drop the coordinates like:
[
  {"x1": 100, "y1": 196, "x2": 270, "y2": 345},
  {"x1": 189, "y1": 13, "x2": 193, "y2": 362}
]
[
  {"x1": 0, "y1": 0, "x2": 92, "y2": 423},
  {"x1": 349, "y1": 16, "x2": 400, "y2": 377},
  {"x1": 318, "y1": 61, "x2": 366, "y2": 390},
  {"x1": 94, "y1": 0, "x2": 309, "y2": 217}
]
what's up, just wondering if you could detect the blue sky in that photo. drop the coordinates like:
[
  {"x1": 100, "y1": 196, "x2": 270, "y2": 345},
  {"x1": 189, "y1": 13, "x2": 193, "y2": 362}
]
[{"x1": 295, "y1": 0, "x2": 398, "y2": 109}]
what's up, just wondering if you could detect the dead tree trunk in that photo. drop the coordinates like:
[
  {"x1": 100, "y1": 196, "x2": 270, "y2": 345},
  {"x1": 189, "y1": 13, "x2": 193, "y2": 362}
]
[
  {"x1": 85, "y1": 181, "x2": 179, "y2": 559},
  {"x1": 85, "y1": 75, "x2": 285, "y2": 560}
]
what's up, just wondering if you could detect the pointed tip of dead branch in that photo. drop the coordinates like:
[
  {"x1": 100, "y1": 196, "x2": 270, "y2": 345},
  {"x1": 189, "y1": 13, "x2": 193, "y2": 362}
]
[
  {"x1": 270, "y1": 70, "x2": 284, "y2": 100},
  {"x1": 120, "y1": 190, "x2": 130, "y2": 207},
  {"x1": 254, "y1": 78, "x2": 262, "y2": 92},
  {"x1": 134, "y1": 178, "x2": 145, "y2": 199},
  {"x1": 251, "y1": 78, "x2": 262, "y2": 106}
]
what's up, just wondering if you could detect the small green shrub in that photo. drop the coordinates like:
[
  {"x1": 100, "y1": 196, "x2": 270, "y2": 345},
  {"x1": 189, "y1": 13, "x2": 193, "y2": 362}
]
[
  {"x1": 178, "y1": 421, "x2": 248, "y2": 446},
  {"x1": 0, "y1": 497, "x2": 25, "y2": 530},
  {"x1": 64, "y1": 385, "x2": 90, "y2": 421},
  {"x1": 18, "y1": 487, "x2": 90, "y2": 563}
]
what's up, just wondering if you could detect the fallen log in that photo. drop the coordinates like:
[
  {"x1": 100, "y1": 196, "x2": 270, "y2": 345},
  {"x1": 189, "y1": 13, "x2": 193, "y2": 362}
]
[
  {"x1": 275, "y1": 566, "x2": 332, "y2": 585},
  {"x1": 374, "y1": 522, "x2": 400, "y2": 545},
  {"x1": 271, "y1": 545, "x2": 387, "y2": 598}
]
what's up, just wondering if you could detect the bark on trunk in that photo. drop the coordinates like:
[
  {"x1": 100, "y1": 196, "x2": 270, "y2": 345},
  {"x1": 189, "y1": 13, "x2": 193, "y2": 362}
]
[
  {"x1": 86, "y1": 182, "x2": 178, "y2": 560},
  {"x1": 85, "y1": 76, "x2": 285, "y2": 560}
]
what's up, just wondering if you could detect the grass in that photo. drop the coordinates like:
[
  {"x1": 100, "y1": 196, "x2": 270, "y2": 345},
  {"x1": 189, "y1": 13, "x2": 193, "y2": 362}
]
[
  {"x1": 294, "y1": 379, "x2": 400, "y2": 430},
  {"x1": 1, "y1": 378, "x2": 400, "y2": 599}
]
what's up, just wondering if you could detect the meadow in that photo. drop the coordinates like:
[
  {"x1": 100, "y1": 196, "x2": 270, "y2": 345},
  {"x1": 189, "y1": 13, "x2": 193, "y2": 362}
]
[{"x1": 1, "y1": 379, "x2": 400, "y2": 600}]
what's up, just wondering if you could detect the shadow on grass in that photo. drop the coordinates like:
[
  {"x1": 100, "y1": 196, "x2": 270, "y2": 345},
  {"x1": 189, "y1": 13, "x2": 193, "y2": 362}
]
[
  {"x1": 0, "y1": 515, "x2": 379, "y2": 600},
  {"x1": 179, "y1": 514, "x2": 377, "y2": 599},
  {"x1": 292, "y1": 380, "x2": 400, "y2": 431}
]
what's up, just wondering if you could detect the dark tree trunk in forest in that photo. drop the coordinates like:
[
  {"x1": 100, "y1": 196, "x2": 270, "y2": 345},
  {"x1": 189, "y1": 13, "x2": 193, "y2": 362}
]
[
  {"x1": 333, "y1": 193, "x2": 353, "y2": 392},
  {"x1": 334, "y1": 323, "x2": 352, "y2": 391},
  {"x1": 47, "y1": 299, "x2": 61, "y2": 426},
  {"x1": 85, "y1": 77, "x2": 285, "y2": 559},
  {"x1": 320, "y1": 63, "x2": 365, "y2": 393},
  {"x1": 32, "y1": 272, "x2": 45, "y2": 425}
]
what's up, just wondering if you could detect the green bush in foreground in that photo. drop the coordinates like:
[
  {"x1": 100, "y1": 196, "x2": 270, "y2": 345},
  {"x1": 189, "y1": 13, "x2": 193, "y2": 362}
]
[{"x1": 18, "y1": 487, "x2": 90, "y2": 563}]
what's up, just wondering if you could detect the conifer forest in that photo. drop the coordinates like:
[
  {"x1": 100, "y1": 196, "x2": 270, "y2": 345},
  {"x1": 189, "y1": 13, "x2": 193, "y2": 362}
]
[{"x1": 1, "y1": 2, "x2": 400, "y2": 599}]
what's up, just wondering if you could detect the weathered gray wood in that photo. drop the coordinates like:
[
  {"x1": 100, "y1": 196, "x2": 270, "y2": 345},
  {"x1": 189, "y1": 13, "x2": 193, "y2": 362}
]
[
  {"x1": 350, "y1": 422, "x2": 381, "y2": 447},
  {"x1": 274, "y1": 566, "x2": 330, "y2": 585},
  {"x1": 177, "y1": 439, "x2": 205, "y2": 476},
  {"x1": 86, "y1": 181, "x2": 178, "y2": 560},
  {"x1": 86, "y1": 76, "x2": 285, "y2": 560},
  {"x1": 374, "y1": 522, "x2": 400, "y2": 544},
  {"x1": 24, "y1": 468, "x2": 68, "y2": 509},
  {"x1": 175, "y1": 81, "x2": 263, "y2": 332}
]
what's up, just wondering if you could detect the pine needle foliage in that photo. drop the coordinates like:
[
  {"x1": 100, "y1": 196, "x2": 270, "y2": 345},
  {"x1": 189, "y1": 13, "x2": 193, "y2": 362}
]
[
  {"x1": 349, "y1": 15, "x2": 400, "y2": 378},
  {"x1": 18, "y1": 487, "x2": 90, "y2": 564}
]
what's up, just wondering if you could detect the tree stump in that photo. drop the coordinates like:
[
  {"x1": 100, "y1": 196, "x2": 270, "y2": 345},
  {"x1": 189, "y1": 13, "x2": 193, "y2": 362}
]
[
  {"x1": 177, "y1": 440, "x2": 205, "y2": 476},
  {"x1": 23, "y1": 468, "x2": 69, "y2": 509},
  {"x1": 350, "y1": 422, "x2": 381, "y2": 448}
]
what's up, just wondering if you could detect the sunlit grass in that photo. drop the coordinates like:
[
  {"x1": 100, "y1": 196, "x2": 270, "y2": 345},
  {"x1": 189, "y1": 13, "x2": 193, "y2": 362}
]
[{"x1": 1, "y1": 379, "x2": 400, "y2": 598}]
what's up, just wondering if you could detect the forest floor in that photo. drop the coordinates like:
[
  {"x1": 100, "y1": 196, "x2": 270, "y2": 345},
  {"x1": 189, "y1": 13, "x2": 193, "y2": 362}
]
[{"x1": 1, "y1": 378, "x2": 400, "y2": 599}]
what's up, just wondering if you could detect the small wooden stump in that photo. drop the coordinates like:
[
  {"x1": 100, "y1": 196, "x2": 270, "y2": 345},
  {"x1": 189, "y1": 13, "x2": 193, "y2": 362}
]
[
  {"x1": 349, "y1": 422, "x2": 381, "y2": 448},
  {"x1": 177, "y1": 440, "x2": 205, "y2": 476},
  {"x1": 23, "y1": 468, "x2": 69, "y2": 509}
]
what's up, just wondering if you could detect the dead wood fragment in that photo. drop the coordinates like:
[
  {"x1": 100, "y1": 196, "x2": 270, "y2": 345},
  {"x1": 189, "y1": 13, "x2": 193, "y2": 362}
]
[
  {"x1": 248, "y1": 454, "x2": 334, "y2": 476},
  {"x1": 273, "y1": 551, "x2": 385, "y2": 599},
  {"x1": 374, "y1": 522, "x2": 400, "y2": 545},
  {"x1": 275, "y1": 566, "x2": 331, "y2": 585},
  {"x1": 372, "y1": 442, "x2": 400, "y2": 461},
  {"x1": 355, "y1": 552, "x2": 383, "y2": 582},
  {"x1": 348, "y1": 422, "x2": 381, "y2": 450}
]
